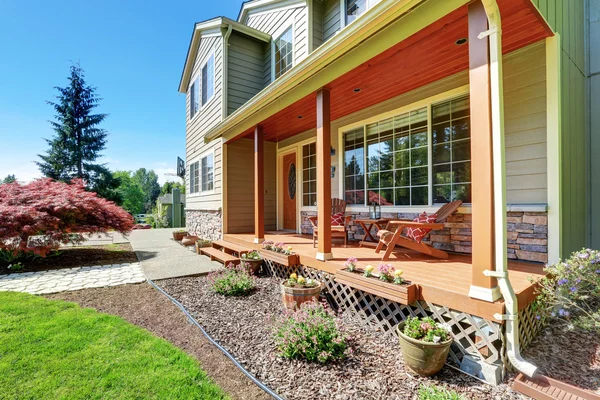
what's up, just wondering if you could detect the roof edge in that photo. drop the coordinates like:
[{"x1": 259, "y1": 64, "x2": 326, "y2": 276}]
[{"x1": 238, "y1": 0, "x2": 307, "y2": 24}]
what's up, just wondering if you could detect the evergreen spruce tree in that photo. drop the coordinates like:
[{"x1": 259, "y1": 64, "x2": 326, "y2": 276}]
[{"x1": 37, "y1": 64, "x2": 120, "y2": 201}]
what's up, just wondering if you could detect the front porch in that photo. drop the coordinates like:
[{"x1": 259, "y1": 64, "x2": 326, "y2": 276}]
[{"x1": 224, "y1": 232, "x2": 545, "y2": 322}]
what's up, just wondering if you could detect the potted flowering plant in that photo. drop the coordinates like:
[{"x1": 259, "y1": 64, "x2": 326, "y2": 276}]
[
  {"x1": 260, "y1": 241, "x2": 299, "y2": 266},
  {"x1": 281, "y1": 273, "x2": 322, "y2": 309},
  {"x1": 240, "y1": 250, "x2": 263, "y2": 275},
  {"x1": 396, "y1": 316, "x2": 453, "y2": 376},
  {"x1": 172, "y1": 229, "x2": 188, "y2": 241}
]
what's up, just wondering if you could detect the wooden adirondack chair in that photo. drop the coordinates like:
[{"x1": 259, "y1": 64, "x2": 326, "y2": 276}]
[
  {"x1": 375, "y1": 200, "x2": 463, "y2": 260},
  {"x1": 308, "y1": 198, "x2": 352, "y2": 247}
]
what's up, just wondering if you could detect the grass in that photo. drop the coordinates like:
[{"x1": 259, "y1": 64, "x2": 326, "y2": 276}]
[
  {"x1": 0, "y1": 292, "x2": 228, "y2": 399},
  {"x1": 418, "y1": 384, "x2": 466, "y2": 400}
]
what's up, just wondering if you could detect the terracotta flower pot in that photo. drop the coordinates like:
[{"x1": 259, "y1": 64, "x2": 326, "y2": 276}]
[
  {"x1": 395, "y1": 321, "x2": 453, "y2": 376},
  {"x1": 181, "y1": 235, "x2": 199, "y2": 246},
  {"x1": 281, "y1": 281, "x2": 322, "y2": 310},
  {"x1": 173, "y1": 231, "x2": 188, "y2": 241},
  {"x1": 240, "y1": 258, "x2": 262, "y2": 275}
]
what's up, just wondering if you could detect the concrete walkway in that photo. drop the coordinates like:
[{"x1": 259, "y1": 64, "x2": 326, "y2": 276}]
[
  {"x1": 128, "y1": 229, "x2": 222, "y2": 280},
  {"x1": 0, "y1": 263, "x2": 145, "y2": 295}
]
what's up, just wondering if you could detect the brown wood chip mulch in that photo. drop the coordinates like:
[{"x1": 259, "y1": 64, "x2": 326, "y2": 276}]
[{"x1": 155, "y1": 275, "x2": 523, "y2": 400}]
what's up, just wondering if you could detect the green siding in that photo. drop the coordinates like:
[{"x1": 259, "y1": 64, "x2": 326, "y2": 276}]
[
  {"x1": 226, "y1": 32, "x2": 265, "y2": 116},
  {"x1": 531, "y1": 0, "x2": 588, "y2": 256}
]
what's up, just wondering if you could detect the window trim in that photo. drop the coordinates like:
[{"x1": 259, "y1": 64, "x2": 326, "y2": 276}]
[
  {"x1": 189, "y1": 76, "x2": 200, "y2": 120},
  {"x1": 342, "y1": 0, "x2": 377, "y2": 27},
  {"x1": 271, "y1": 24, "x2": 294, "y2": 81},
  {"x1": 188, "y1": 160, "x2": 201, "y2": 195},
  {"x1": 336, "y1": 85, "x2": 470, "y2": 212},
  {"x1": 188, "y1": 50, "x2": 216, "y2": 122},
  {"x1": 200, "y1": 148, "x2": 215, "y2": 195},
  {"x1": 300, "y1": 141, "x2": 318, "y2": 207}
]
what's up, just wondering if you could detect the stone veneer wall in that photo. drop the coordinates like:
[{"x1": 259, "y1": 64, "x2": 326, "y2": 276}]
[
  {"x1": 186, "y1": 210, "x2": 222, "y2": 241},
  {"x1": 300, "y1": 210, "x2": 548, "y2": 263}
]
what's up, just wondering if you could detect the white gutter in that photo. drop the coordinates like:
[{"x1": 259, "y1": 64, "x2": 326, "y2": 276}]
[
  {"x1": 480, "y1": 0, "x2": 538, "y2": 378},
  {"x1": 222, "y1": 24, "x2": 233, "y2": 121}
]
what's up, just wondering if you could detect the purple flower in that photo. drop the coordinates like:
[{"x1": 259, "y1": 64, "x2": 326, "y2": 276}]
[
  {"x1": 535, "y1": 315, "x2": 541, "y2": 320},
  {"x1": 558, "y1": 309, "x2": 566, "y2": 317},
  {"x1": 557, "y1": 278, "x2": 568, "y2": 286},
  {"x1": 578, "y1": 253, "x2": 589, "y2": 259},
  {"x1": 570, "y1": 286, "x2": 577, "y2": 293}
]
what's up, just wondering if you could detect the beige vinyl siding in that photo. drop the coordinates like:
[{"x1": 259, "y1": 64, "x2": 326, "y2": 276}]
[
  {"x1": 323, "y1": 0, "x2": 341, "y2": 42},
  {"x1": 185, "y1": 35, "x2": 224, "y2": 210},
  {"x1": 245, "y1": 5, "x2": 310, "y2": 71},
  {"x1": 226, "y1": 139, "x2": 276, "y2": 233},
  {"x1": 278, "y1": 42, "x2": 548, "y2": 205},
  {"x1": 312, "y1": 0, "x2": 324, "y2": 50},
  {"x1": 227, "y1": 32, "x2": 266, "y2": 115},
  {"x1": 532, "y1": 0, "x2": 588, "y2": 254}
]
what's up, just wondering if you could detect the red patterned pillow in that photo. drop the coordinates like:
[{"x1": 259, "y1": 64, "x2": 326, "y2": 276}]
[
  {"x1": 331, "y1": 212, "x2": 345, "y2": 226},
  {"x1": 406, "y1": 212, "x2": 437, "y2": 243}
]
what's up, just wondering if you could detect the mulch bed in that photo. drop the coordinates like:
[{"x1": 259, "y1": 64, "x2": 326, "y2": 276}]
[
  {"x1": 156, "y1": 275, "x2": 523, "y2": 400},
  {"x1": 522, "y1": 322, "x2": 600, "y2": 393},
  {"x1": 0, "y1": 244, "x2": 138, "y2": 274},
  {"x1": 46, "y1": 283, "x2": 270, "y2": 400}
]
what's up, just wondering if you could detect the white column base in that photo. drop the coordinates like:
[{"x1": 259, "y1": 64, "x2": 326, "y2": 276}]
[
  {"x1": 468, "y1": 285, "x2": 502, "y2": 302},
  {"x1": 316, "y1": 252, "x2": 333, "y2": 261},
  {"x1": 253, "y1": 238, "x2": 265, "y2": 244}
]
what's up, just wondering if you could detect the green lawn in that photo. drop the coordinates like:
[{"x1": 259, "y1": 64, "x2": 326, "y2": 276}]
[{"x1": 0, "y1": 292, "x2": 228, "y2": 399}]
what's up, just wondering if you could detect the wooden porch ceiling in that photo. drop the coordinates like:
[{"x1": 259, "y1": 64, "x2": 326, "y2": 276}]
[{"x1": 233, "y1": 0, "x2": 552, "y2": 143}]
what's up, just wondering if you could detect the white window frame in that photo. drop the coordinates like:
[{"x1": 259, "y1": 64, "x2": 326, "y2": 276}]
[
  {"x1": 271, "y1": 24, "x2": 294, "y2": 81},
  {"x1": 189, "y1": 77, "x2": 200, "y2": 120},
  {"x1": 189, "y1": 50, "x2": 216, "y2": 122},
  {"x1": 201, "y1": 52, "x2": 215, "y2": 106},
  {"x1": 341, "y1": 0, "x2": 378, "y2": 28},
  {"x1": 200, "y1": 149, "x2": 215, "y2": 195},
  {"x1": 188, "y1": 160, "x2": 200, "y2": 195},
  {"x1": 301, "y1": 141, "x2": 318, "y2": 207},
  {"x1": 337, "y1": 86, "x2": 470, "y2": 213}
]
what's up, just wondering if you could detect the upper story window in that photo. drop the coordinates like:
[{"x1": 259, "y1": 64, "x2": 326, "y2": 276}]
[
  {"x1": 188, "y1": 52, "x2": 215, "y2": 119},
  {"x1": 342, "y1": 94, "x2": 471, "y2": 207},
  {"x1": 345, "y1": 0, "x2": 378, "y2": 25},
  {"x1": 273, "y1": 27, "x2": 293, "y2": 79},
  {"x1": 190, "y1": 78, "x2": 200, "y2": 119},
  {"x1": 202, "y1": 54, "x2": 215, "y2": 105}
]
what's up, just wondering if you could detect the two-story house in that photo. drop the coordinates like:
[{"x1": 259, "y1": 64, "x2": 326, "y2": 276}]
[{"x1": 179, "y1": 0, "x2": 595, "y2": 383}]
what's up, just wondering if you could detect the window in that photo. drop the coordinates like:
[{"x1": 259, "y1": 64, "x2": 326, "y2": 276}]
[
  {"x1": 274, "y1": 27, "x2": 293, "y2": 79},
  {"x1": 346, "y1": 0, "x2": 368, "y2": 24},
  {"x1": 432, "y1": 97, "x2": 471, "y2": 203},
  {"x1": 202, "y1": 54, "x2": 214, "y2": 105},
  {"x1": 342, "y1": 94, "x2": 471, "y2": 207},
  {"x1": 189, "y1": 161, "x2": 200, "y2": 194},
  {"x1": 201, "y1": 153, "x2": 214, "y2": 192},
  {"x1": 190, "y1": 77, "x2": 199, "y2": 119},
  {"x1": 302, "y1": 143, "x2": 317, "y2": 206}
]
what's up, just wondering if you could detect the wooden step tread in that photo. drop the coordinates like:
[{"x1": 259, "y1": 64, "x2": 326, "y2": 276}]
[
  {"x1": 212, "y1": 240, "x2": 251, "y2": 255},
  {"x1": 200, "y1": 247, "x2": 240, "y2": 265},
  {"x1": 512, "y1": 373, "x2": 600, "y2": 400}
]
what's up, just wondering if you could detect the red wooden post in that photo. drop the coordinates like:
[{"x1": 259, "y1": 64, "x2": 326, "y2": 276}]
[
  {"x1": 254, "y1": 125, "x2": 265, "y2": 244},
  {"x1": 316, "y1": 88, "x2": 332, "y2": 260}
]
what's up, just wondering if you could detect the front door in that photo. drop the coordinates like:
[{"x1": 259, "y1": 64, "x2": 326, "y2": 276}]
[{"x1": 283, "y1": 153, "x2": 297, "y2": 231}]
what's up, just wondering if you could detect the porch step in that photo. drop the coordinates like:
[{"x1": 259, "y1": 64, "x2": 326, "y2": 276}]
[
  {"x1": 199, "y1": 247, "x2": 240, "y2": 266},
  {"x1": 512, "y1": 373, "x2": 600, "y2": 400},
  {"x1": 212, "y1": 240, "x2": 251, "y2": 256}
]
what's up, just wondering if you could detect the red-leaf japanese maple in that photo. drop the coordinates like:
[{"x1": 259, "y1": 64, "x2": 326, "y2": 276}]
[{"x1": 0, "y1": 179, "x2": 134, "y2": 257}]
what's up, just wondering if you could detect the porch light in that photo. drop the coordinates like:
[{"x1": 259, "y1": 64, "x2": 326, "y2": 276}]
[
  {"x1": 297, "y1": 115, "x2": 303, "y2": 119},
  {"x1": 369, "y1": 202, "x2": 381, "y2": 219},
  {"x1": 353, "y1": 88, "x2": 361, "y2": 92},
  {"x1": 455, "y1": 38, "x2": 468, "y2": 45}
]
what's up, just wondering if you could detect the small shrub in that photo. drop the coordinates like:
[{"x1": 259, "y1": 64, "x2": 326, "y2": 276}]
[
  {"x1": 208, "y1": 264, "x2": 256, "y2": 296},
  {"x1": 7, "y1": 262, "x2": 24, "y2": 272},
  {"x1": 283, "y1": 273, "x2": 319, "y2": 288},
  {"x1": 273, "y1": 301, "x2": 352, "y2": 363},
  {"x1": 418, "y1": 384, "x2": 465, "y2": 400},
  {"x1": 403, "y1": 316, "x2": 451, "y2": 343},
  {"x1": 533, "y1": 248, "x2": 600, "y2": 331}
]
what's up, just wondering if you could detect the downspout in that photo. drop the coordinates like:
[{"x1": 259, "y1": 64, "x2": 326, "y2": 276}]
[
  {"x1": 221, "y1": 24, "x2": 233, "y2": 237},
  {"x1": 222, "y1": 24, "x2": 233, "y2": 121},
  {"x1": 480, "y1": 0, "x2": 538, "y2": 378}
]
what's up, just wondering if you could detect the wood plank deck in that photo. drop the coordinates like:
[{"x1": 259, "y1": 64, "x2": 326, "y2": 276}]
[{"x1": 223, "y1": 232, "x2": 546, "y2": 321}]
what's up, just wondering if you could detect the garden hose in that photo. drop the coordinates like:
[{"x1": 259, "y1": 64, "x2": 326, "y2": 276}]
[{"x1": 146, "y1": 278, "x2": 286, "y2": 400}]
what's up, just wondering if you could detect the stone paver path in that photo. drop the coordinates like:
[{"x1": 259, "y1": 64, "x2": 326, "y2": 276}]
[{"x1": 0, "y1": 263, "x2": 145, "y2": 295}]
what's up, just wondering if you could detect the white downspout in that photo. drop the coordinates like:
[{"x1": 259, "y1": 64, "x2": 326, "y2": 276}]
[
  {"x1": 222, "y1": 24, "x2": 233, "y2": 121},
  {"x1": 480, "y1": 0, "x2": 538, "y2": 378}
]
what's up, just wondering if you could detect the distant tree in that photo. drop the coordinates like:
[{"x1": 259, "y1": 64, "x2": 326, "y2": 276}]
[
  {"x1": 113, "y1": 170, "x2": 145, "y2": 215},
  {"x1": 1, "y1": 175, "x2": 16, "y2": 185},
  {"x1": 131, "y1": 168, "x2": 160, "y2": 213},
  {"x1": 0, "y1": 179, "x2": 133, "y2": 258},
  {"x1": 160, "y1": 180, "x2": 185, "y2": 196},
  {"x1": 36, "y1": 64, "x2": 116, "y2": 200}
]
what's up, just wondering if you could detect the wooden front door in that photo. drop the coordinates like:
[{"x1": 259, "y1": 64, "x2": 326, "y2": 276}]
[{"x1": 282, "y1": 153, "x2": 297, "y2": 230}]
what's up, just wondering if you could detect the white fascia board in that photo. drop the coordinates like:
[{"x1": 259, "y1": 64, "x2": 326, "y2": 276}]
[{"x1": 238, "y1": 0, "x2": 307, "y2": 23}]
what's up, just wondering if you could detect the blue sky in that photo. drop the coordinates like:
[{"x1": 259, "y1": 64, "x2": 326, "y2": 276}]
[{"x1": 0, "y1": 0, "x2": 241, "y2": 184}]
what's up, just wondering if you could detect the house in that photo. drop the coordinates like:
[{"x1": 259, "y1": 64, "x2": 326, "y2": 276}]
[
  {"x1": 179, "y1": 0, "x2": 595, "y2": 383},
  {"x1": 157, "y1": 190, "x2": 186, "y2": 228}
]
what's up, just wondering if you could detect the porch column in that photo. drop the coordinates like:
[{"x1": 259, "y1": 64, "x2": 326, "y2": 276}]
[
  {"x1": 467, "y1": 0, "x2": 501, "y2": 302},
  {"x1": 316, "y1": 88, "x2": 332, "y2": 260},
  {"x1": 254, "y1": 125, "x2": 265, "y2": 243}
]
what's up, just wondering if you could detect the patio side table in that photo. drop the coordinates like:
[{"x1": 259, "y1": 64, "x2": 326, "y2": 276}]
[{"x1": 355, "y1": 218, "x2": 390, "y2": 247}]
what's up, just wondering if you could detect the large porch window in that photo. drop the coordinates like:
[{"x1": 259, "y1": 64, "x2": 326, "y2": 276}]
[
  {"x1": 343, "y1": 94, "x2": 471, "y2": 206},
  {"x1": 302, "y1": 143, "x2": 317, "y2": 206}
]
